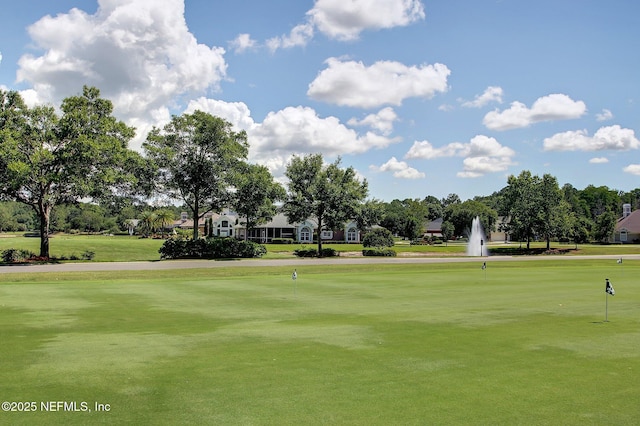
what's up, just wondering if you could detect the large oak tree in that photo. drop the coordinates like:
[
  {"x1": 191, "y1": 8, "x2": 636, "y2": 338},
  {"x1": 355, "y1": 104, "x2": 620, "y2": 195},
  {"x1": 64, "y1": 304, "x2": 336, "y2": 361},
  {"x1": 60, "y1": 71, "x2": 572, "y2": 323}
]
[
  {"x1": 283, "y1": 154, "x2": 368, "y2": 254},
  {"x1": 144, "y1": 111, "x2": 248, "y2": 240},
  {"x1": 0, "y1": 87, "x2": 141, "y2": 258}
]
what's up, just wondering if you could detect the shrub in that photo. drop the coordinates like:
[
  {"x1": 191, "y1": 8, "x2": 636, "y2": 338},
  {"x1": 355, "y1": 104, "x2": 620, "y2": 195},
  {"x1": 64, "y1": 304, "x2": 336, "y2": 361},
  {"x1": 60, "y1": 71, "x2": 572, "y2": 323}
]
[
  {"x1": 293, "y1": 248, "x2": 318, "y2": 257},
  {"x1": 320, "y1": 248, "x2": 339, "y2": 257},
  {"x1": 2, "y1": 248, "x2": 36, "y2": 263},
  {"x1": 159, "y1": 237, "x2": 266, "y2": 260},
  {"x1": 363, "y1": 228, "x2": 395, "y2": 249},
  {"x1": 362, "y1": 249, "x2": 397, "y2": 257}
]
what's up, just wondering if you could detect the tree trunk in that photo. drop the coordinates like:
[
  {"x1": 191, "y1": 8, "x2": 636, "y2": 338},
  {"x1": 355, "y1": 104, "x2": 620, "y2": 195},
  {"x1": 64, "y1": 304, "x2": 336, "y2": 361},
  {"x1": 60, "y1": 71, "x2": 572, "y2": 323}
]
[
  {"x1": 317, "y1": 217, "x2": 323, "y2": 256},
  {"x1": 192, "y1": 200, "x2": 199, "y2": 240},
  {"x1": 38, "y1": 203, "x2": 51, "y2": 259}
]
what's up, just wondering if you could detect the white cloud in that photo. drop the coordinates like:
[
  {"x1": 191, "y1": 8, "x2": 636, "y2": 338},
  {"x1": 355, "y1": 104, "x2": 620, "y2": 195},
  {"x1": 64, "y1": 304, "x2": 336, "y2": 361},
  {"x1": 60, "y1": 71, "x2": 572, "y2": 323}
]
[
  {"x1": 266, "y1": 0, "x2": 424, "y2": 51},
  {"x1": 457, "y1": 156, "x2": 514, "y2": 178},
  {"x1": 308, "y1": 58, "x2": 450, "y2": 108},
  {"x1": 229, "y1": 33, "x2": 257, "y2": 54},
  {"x1": 483, "y1": 93, "x2": 587, "y2": 131},
  {"x1": 266, "y1": 23, "x2": 314, "y2": 52},
  {"x1": 247, "y1": 106, "x2": 399, "y2": 169},
  {"x1": 405, "y1": 139, "x2": 464, "y2": 159},
  {"x1": 461, "y1": 86, "x2": 503, "y2": 108},
  {"x1": 308, "y1": 0, "x2": 425, "y2": 41},
  {"x1": 370, "y1": 157, "x2": 425, "y2": 179},
  {"x1": 543, "y1": 125, "x2": 640, "y2": 151},
  {"x1": 405, "y1": 135, "x2": 515, "y2": 178},
  {"x1": 185, "y1": 97, "x2": 256, "y2": 131},
  {"x1": 589, "y1": 157, "x2": 609, "y2": 164},
  {"x1": 596, "y1": 108, "x2": 613, "y2": 121},
  {"x1": 16, "y1": 0, "x2": 228, "y2": 149},
  {"x1": 348, "y1": 107, "x2": 398, "y2": 135},
  {"x1": 623, "y1": 164, "x2": 640, "y2": 175}
]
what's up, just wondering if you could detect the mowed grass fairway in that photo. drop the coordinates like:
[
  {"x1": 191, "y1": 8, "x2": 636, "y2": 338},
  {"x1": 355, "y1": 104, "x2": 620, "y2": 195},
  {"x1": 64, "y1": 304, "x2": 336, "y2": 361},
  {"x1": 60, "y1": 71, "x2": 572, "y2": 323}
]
[{"x1": 1, "y1": 260, "x2": 639, "y2": 425}]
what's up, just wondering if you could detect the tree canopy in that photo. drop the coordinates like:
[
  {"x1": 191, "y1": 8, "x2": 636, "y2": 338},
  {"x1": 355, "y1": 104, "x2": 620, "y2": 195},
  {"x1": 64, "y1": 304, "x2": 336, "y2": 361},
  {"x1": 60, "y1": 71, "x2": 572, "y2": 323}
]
[
  {"x1": 283, "y1": 154, "x2": 368, "y2": 254},
  {"x1": 144, "y1": 111, "x2": 248, "y2": 240},
  {"x1": 0, "y1": 86, "x2": 141, "y2": 257},
  {"x1": 232, "y1": 163, "x2": 286, "y2": 239}
]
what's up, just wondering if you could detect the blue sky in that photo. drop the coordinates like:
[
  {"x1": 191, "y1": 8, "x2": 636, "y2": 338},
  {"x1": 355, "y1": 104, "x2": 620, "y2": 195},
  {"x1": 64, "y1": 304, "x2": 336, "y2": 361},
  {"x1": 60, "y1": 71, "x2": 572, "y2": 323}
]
[{"x1": 1, "y1": 0, "x2": 639, "y2": 202}]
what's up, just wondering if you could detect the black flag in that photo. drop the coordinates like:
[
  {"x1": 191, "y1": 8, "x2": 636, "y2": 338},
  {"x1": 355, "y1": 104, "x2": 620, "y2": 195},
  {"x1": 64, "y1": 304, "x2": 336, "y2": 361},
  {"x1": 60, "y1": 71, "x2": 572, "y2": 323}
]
[{"x1": 606, "y1": 279, "x2": 615, "y2": 296}]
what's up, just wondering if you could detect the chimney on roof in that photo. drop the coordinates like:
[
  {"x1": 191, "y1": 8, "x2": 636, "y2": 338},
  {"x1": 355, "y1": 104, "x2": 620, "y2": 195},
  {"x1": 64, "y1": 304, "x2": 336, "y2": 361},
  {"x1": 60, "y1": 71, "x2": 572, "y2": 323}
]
[{"x1": 623, "y1": 204, "x2": 631, "y2": 218}]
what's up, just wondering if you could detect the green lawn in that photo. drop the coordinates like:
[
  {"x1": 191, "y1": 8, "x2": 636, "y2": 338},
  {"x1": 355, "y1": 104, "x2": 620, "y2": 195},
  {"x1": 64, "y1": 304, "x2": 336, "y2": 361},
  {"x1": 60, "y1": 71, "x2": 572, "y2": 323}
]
[
  {"x1": 3, "y1": 233, "x2": 638, "y2": 263},
  {"x1": 1, "y1": 260, "x2": 638, "y2": 424},
  {"x1": 0, "y1": 234, "x2": 166, "y2": 262}
]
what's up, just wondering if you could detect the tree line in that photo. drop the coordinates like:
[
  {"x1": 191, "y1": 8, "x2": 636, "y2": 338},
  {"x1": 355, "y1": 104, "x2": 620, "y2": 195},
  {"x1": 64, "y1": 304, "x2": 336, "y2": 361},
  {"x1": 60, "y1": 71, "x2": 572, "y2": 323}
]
[{"x1": 2, "y1": 86, "x2": 638, "y2": 258}]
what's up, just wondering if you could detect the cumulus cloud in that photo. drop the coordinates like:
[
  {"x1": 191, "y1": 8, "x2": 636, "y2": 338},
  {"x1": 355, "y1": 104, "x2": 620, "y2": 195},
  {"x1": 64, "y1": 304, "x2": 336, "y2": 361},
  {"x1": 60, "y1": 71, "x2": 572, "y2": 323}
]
[
  {"x1": 243, "y1": 106, "x2": 399, "y2": 178},
  {"x1": 308, "y1": 58, "x2": 450, "y2": 108},
  {"x1": 16, "y1": 0, "x2": 227, "y2": 149},
  {"x1": 185, "y1": 97, "x2": 256, "y2": 131},
  {"x1": 543, "y1": 125, "x2": 640, "y2": 151},
  {"x1": 596, "y1": 108, "x2": 613, "y2": 121},
  {"x1": 589, "y1": 157, "x2": 609, "y2": 164},
  {"x1": 266, "y1": 24, "x2": 314, "y2": 52},
  {"x1": 348, "y1": 107, "x2": 398, "y2": 135},
  {"x1": 267, "y1": 0, "x2": 424, "y2": 51},
  {"x1": 229, "y1": 33, "x2": 257, "y2": 54},
  {"x1": 461, "y1": 86, "x2": 503, "y2": 108},
  {"x1": 623, "y1": 164, "x2": 640, "y2": 175},
  {"x1": 370, "y1": 157, "x2": 425, "y2": 179},
  {"x1": 308, "y1": 0, "x2": 425, "y2": 41},
  {"x1": 405, "y1": 135, "x2": 515, "y2": 178},
  {"x1": 483, "y1": 93, "x2": 587, "y2": 131}
]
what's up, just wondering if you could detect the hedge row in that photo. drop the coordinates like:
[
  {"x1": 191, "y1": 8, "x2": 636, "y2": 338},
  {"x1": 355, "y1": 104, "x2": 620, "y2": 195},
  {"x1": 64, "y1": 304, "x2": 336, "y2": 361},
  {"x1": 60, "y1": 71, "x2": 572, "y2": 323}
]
[
  {"x1": 159, "y1": 237, "x2": 267, "y2": 260},
  {"x1": 362, "y1": 249, "x2": 397, "y2": 257},
  {"x1": 293, "y1": 248, "x2": 339, "y2": 258}
]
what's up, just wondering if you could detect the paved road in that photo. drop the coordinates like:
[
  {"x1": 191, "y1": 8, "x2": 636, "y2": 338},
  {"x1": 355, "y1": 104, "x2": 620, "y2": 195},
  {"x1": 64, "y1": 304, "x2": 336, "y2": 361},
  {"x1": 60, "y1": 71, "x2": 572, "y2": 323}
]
[{"x1": 1, "y1": 254, "x2": 638, "y2": 274}]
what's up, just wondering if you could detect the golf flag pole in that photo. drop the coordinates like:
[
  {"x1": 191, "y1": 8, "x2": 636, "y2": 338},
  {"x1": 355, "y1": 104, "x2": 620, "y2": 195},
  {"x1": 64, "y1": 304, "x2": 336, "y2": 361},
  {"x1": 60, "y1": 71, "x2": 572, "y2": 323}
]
[
  {"x1": 292, "y1": 269, "x2": 297, "y2": 296},
  {"x1": 605, "y1": 278, "x2": 615, "y2": 322},
  {"x1": 482, "y1": 261, "x2": 487, "y2": 281}
]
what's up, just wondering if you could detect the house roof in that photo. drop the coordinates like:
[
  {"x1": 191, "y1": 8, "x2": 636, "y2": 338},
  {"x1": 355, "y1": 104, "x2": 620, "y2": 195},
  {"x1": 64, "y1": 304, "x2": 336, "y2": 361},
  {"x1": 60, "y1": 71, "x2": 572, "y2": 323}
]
[
  {"x1": 426, "y1": 218, "x2": 443, "y2": 231},
  {"x1": 253, "y1": 213, "x2": 316, "y2": 228},
  {"x1": 616, "y1": 209, "x2": 640, "y2": 233}
]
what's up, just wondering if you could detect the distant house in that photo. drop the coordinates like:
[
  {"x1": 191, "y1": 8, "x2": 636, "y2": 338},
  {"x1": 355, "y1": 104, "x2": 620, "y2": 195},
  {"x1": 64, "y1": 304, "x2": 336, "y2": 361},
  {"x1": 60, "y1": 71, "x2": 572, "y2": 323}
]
[
  {"x1": 172, "y1": 209, "x2": 238, "y2": 237},
  {"x1": 614, "y1": 204, "x2": 640, "y2": 243},
  {"x1": 171, "y1": 210, "x2": 363, "y2": 243},
  {"x1": 491, "y1": 216, "x2": 511, "y2": 243},
  {"x1": 243, "y1": 213, "x2": 297, "y2": 242},
  {"x1": 244, "y1": 213, "x2": 361, "y2": 243},
  {"x1": 424, "y1": 218, "x2": 443, "y2": 238}
]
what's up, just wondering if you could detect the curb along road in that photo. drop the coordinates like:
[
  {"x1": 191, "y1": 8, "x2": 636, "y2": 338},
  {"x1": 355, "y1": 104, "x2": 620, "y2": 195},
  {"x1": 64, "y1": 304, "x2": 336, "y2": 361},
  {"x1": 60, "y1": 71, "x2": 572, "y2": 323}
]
[{"x1": 1, "y1": 254, "x2": 639, "y2": 274}]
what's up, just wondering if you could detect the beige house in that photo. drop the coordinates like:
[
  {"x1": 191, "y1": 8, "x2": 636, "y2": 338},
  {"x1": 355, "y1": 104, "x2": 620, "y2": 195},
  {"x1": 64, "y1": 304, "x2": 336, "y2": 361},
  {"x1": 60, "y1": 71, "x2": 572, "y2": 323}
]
[
  {"x1": 614, "y1": 204, "x2": 640, "y2": 243},
  {"x1": 174, "y1": 211, "x2": 362, "y2": 243}
]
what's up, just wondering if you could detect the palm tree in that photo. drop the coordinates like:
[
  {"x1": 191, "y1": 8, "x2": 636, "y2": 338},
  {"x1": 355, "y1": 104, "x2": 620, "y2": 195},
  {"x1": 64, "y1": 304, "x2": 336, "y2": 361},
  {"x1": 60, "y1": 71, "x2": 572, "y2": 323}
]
[
  {"x1": 138, "y1": 211, "x2": 159, "y2": 238},
  {"x1": 155, "y1": 209, "x2": 175, "y2": 238}
]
